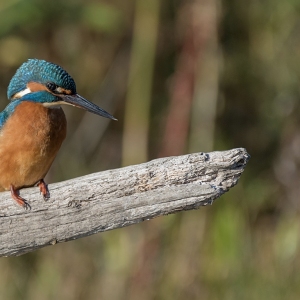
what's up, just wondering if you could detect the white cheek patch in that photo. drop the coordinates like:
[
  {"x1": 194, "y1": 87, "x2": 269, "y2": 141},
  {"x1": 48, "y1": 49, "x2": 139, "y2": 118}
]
[{"x1": 12, "y1": 88, "x2": 32, "y2": 99}]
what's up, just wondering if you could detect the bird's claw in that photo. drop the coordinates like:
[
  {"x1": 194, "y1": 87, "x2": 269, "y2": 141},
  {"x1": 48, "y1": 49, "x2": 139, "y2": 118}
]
[
  {"x1": 10, "y1": 184, "x2": 31, "y2": 210},
  {"x1": 23, "y1": 201, "x2": 31, "y2": 211},
  {"x1": 38, "y1": 179, "x2": 50, "y2": 201},
  {"x1": 42, "y1": 191, "x2": 50, "y2": 201}
]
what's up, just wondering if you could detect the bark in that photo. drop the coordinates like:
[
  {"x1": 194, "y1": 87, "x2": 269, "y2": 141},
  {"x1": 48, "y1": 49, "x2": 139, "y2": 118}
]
[{"x1": 0, "y1": 148, "x2": 250, "y2": 257}]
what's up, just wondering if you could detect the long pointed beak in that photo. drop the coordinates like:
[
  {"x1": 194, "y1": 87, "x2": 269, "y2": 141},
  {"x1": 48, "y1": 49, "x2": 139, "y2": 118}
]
[{"x1": 61, "y1": 94, "x2": 117, "y2": 120}]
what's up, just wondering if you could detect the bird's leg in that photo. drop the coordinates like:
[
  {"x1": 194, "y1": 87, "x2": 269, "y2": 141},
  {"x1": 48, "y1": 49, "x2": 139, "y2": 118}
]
[
  {"x1": 10, "y1": 185, "x2": 31, "y2": 210},
  {"x1": 38, "y1": 179, "x2": 50, "y2": 200}
]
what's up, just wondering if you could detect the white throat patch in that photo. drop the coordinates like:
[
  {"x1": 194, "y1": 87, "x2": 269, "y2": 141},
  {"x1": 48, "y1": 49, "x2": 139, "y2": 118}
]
[{"x1": 42, "y1": 101, "x2": 66, "y2": 109}]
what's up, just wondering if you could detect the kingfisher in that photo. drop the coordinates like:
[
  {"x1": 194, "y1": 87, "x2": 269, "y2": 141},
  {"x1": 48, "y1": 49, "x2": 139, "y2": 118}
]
[{"x1": 0, "y1": 59, "x2": 116, "y2": 209}]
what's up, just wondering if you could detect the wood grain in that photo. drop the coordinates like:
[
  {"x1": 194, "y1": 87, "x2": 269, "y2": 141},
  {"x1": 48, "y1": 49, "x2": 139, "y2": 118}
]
[{"x1": 0, "y1": 148, "x2": 250, "y2": 256}]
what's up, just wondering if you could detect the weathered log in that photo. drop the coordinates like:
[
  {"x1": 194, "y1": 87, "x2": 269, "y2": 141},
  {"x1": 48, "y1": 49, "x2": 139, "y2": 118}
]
[{"x1": 0, "y1": 148, "x2": 250, "y2": 257}]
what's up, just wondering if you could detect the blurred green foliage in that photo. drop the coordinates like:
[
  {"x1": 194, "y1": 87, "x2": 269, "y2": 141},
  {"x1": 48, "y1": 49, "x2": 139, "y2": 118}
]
[{"x1": 0, "y1": 0, "x2": 300, "y2": 299}]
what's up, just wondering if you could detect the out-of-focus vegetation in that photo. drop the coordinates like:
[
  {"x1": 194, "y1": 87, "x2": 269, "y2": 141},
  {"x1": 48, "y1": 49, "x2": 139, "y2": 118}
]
[{"x1": 0, "y1": 0, "x2": 300, "y2": 299}]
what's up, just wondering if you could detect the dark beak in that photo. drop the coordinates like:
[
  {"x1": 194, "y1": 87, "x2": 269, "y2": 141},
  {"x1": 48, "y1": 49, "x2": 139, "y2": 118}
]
[{"x1": 61, "y1": 94, "x2": 117, "y2": 120}]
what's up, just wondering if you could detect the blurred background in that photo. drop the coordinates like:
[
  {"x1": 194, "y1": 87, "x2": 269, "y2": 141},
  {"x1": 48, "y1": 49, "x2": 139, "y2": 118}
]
[{"x1": 0, "y1": 0, "x2": 300, "y2": 299}]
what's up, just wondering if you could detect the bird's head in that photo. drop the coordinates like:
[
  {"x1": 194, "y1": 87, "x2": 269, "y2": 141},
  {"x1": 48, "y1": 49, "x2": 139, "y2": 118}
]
[{"x1": 7, "y1": 59, "x2": 116, "y2": 120}]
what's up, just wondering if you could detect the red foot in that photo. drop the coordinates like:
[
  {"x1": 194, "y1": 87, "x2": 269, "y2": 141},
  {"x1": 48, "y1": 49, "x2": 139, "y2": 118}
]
[
  {"x1": 10, "y1": 185, "x2": 31, "y2": 210},
  {"x1": 38, "y1": 179, "x2": 50, "y2": 200}
]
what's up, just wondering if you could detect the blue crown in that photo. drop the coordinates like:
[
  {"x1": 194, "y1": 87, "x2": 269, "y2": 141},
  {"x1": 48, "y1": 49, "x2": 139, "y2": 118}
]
[{"x1": 7, "y1": 59, "x2": 77, "y2": 100}]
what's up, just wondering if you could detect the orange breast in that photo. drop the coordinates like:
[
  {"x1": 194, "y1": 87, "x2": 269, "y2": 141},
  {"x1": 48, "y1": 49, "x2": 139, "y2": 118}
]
[{"x1": 0, "y1": 101, "x2": 67, "y2": 191}]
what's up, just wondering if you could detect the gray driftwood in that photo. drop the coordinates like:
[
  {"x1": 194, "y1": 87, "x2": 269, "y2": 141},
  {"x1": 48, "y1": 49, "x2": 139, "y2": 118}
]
[{"x1": 0, "y1": 148, "x2": 250, "y2": 257}]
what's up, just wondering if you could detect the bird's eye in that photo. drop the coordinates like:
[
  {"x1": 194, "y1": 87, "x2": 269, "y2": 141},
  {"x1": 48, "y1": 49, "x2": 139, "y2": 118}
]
[{"x1": 46, "y1": 82, "x2": 57, "y2": 92}]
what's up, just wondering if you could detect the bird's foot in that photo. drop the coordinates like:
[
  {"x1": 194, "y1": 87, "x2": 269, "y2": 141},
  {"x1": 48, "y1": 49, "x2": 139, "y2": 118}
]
[
  {"x1": 10, "y1": 185, "x2": 31, "y2": 210},
  {"x1": 38, "y1": 179, "x2": 50, "y2": 200}
]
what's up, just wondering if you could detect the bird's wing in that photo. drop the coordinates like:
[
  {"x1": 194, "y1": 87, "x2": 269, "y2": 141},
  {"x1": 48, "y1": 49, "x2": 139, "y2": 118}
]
[
  {"x1": 0, "y1": 100, "x2": 21, "y2": 130},
  {"x1": 0, "y1": 111, "x2": 7, "y2": 130}
]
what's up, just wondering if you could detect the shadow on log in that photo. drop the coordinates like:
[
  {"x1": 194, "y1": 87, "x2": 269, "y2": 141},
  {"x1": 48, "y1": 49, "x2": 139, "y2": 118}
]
[{"x1": 0, "y1": 148, "x2": 250, "y2": 256}]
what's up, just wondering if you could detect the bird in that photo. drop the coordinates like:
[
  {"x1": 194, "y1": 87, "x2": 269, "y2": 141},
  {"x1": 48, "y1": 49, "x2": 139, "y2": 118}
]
[{"x1": 0, "y1": 59, "x2": 116, "y2": 209}]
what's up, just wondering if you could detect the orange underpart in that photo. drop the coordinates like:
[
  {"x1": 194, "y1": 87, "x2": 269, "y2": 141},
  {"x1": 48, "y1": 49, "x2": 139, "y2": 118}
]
[{"x1": 0, "y1": 101, "x2": 66, "y2": 192}]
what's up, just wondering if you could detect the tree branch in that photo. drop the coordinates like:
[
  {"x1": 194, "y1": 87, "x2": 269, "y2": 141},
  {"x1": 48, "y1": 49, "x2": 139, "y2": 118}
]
[{"x1": 0, "y1": 148, "x2": 250, "y2": 257}]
